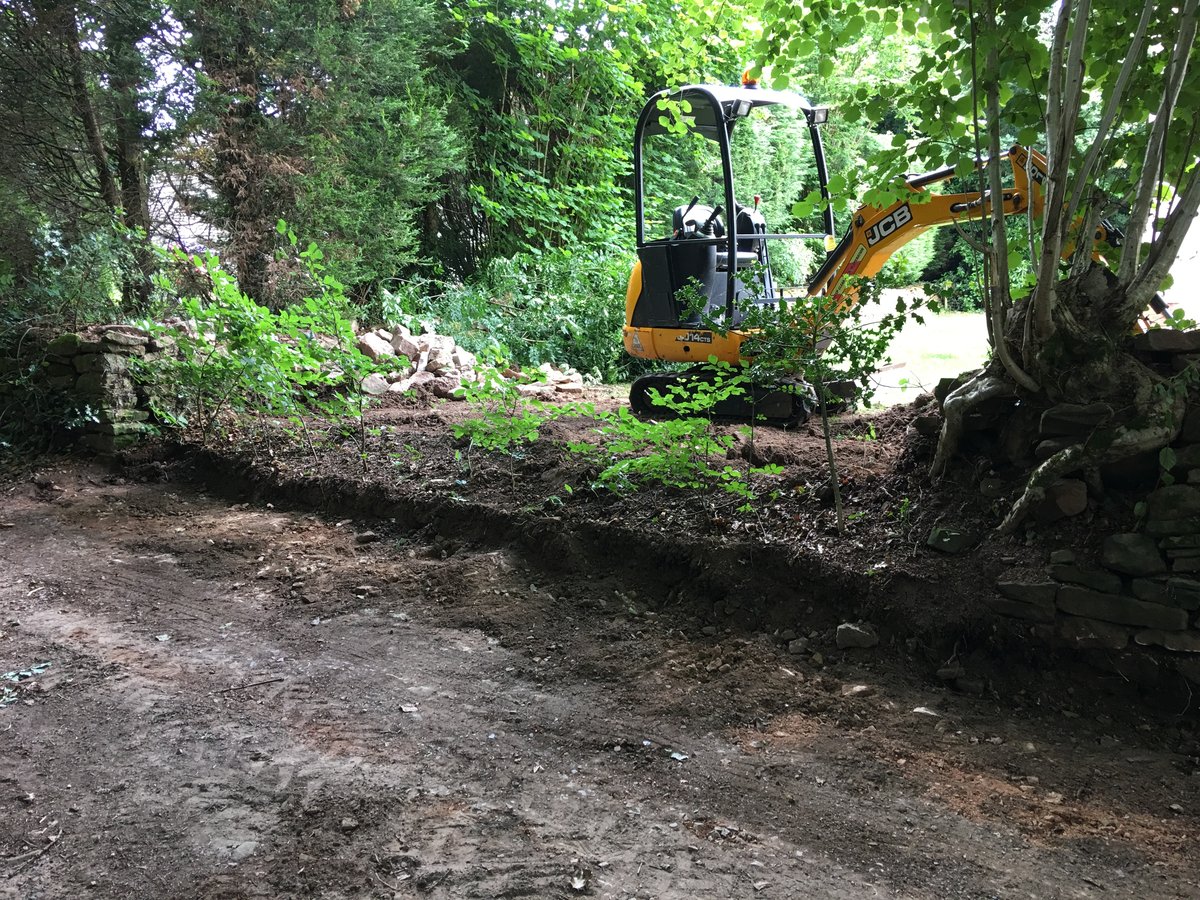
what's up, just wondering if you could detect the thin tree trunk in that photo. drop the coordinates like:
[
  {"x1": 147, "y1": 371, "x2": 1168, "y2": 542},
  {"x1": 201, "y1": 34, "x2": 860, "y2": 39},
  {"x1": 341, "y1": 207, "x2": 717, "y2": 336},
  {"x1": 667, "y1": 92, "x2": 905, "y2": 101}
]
[
  {"x1": 58, "y1": 5, "x2": 119, "y2": 213},
  {"x1": 1062, "y1": 0, "x2": 1156, "y2": 232},
  {"x1": 1119, "y1": 0, "x2": 1198, "y2": 285}
]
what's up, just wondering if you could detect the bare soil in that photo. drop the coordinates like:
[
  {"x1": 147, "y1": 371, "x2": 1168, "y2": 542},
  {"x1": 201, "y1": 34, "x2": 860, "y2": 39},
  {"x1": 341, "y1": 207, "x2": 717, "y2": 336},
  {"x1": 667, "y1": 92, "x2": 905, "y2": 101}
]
[{"x1": 2, "y1": 392, "x2": 1199, "y2": 898}]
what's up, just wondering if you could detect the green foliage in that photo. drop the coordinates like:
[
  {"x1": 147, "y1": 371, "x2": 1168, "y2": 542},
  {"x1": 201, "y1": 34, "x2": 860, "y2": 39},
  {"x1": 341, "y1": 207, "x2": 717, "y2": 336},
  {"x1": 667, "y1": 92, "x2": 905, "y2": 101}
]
[
  {"x1": 568, "y1": 364, "x2": 784, "y2": 508},
  {"x1": 392, "y1": 250, "x2": 645, "y2": 383},
  {"x1": 138, "y1": 236, "x2": 375, "y2": 444},
  {"x1": 452, "y1": 367, "x2": 590, "y2": 454},
  {"x1": 1, "y1": 223, "x2": 144, "y2": 331},
  {"x1": 452, "y1": 355, "x2": 781, "y2": 508}
]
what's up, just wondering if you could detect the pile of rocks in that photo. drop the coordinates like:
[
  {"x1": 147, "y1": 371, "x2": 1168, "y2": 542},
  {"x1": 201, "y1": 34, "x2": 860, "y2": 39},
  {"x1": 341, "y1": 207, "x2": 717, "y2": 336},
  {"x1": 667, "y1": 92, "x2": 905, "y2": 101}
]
[{"x1": 354, "y1": 324, "x2": 584, "y2": 400}]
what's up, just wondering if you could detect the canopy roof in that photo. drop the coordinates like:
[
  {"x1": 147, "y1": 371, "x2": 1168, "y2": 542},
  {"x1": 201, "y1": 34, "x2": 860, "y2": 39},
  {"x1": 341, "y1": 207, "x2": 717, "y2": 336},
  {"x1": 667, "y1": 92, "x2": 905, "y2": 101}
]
[{"x1": 640, "y1": 84, "x2": 821, "y2": 139}]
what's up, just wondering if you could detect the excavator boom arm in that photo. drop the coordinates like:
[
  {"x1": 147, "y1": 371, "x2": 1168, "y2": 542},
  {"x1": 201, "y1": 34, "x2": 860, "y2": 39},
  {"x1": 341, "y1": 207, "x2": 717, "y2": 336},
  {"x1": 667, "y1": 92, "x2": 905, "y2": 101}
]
[{"x1": 807, "y1": 146, "x2": 1050, "y2": 304}]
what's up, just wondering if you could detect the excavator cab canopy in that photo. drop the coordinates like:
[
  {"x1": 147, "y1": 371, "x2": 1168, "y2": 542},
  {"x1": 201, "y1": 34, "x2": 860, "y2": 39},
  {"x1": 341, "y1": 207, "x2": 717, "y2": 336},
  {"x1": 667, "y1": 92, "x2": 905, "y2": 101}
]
[{"x1": 631, "y1": 84, "x2": 833, "y2": 330}]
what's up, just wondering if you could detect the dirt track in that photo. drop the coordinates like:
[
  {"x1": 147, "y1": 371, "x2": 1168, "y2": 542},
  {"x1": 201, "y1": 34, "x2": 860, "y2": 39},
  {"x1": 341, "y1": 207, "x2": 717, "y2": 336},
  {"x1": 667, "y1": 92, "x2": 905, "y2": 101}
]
[{"x1": 1, "y1": 463, "x2": 1198, "y2": 899}]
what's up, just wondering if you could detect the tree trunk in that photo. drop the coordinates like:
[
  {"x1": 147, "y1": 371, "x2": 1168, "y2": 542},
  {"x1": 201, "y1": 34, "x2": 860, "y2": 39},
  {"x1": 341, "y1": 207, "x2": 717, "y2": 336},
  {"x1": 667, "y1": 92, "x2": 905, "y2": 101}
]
[
  {"x1": 56, "y1": 4, "x2": 120, "y2": 213},
  {"x1": 106, "y1": 3, "x2": 156, "y2": 309}
]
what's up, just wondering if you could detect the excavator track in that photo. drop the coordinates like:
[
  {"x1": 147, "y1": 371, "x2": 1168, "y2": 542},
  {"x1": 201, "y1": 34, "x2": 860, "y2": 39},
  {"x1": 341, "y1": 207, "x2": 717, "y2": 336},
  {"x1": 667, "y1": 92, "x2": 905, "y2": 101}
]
[{"x1": 629, "y1": 368, "x2": 813, "y2": 428}]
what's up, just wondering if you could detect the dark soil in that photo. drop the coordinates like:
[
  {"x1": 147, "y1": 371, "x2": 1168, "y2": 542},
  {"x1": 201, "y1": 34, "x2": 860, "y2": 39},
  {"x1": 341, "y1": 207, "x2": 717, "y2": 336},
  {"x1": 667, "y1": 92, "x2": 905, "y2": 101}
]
[{"x1": 2, "y1": 390, "x2": 1198, "y2": 898}]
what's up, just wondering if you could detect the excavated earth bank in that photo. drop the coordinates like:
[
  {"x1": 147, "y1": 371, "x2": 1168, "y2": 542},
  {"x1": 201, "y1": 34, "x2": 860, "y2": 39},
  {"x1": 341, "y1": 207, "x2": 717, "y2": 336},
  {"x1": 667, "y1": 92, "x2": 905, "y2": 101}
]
[{"x1": 1, "y1": 390, "x2": 1198, "y2": 898}]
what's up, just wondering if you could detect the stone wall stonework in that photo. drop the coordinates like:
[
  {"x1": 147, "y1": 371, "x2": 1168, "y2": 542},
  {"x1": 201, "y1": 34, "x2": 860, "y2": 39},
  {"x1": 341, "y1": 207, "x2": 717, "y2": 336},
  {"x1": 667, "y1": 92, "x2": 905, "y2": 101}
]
[
  {"x1": 3, "y1": 325, "x2": 163, "y2": 454},
  {"x1": 928, "y1": 330, "x2": 1200, "y2": 683}
]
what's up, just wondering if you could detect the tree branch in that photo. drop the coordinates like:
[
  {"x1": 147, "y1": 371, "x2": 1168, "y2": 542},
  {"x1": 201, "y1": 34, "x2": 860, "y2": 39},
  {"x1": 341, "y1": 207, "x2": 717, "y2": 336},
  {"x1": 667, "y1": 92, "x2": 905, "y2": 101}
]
[
  {"x1": 1118, "y1": 0, "x2": 1198, "y2": 285},
  {"x1": 1062, "y1": 0, "x2": 1156, "y2": 231}
]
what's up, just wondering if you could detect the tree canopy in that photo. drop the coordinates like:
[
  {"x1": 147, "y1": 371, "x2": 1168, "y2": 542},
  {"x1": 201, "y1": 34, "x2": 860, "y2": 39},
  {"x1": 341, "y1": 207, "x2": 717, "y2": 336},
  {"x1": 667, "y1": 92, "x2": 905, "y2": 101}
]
[{"x1": 1, "y1": 0, "x2": 1195, "y2": 357}]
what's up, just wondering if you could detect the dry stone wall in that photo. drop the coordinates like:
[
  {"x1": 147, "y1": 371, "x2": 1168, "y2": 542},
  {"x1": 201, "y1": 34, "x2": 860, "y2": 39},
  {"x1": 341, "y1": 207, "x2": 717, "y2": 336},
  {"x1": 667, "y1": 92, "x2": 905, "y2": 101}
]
[
  {"x1": 0, "y1": 325, "x2": 161, "y2": 455},
  {"x1": 927, "y1": 329, "x2": 1200, "y2": 682}
]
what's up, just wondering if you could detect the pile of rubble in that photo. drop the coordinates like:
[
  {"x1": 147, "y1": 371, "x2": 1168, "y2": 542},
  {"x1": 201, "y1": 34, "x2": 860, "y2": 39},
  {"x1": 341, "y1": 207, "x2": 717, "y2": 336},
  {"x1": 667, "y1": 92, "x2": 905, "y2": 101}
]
[{"x1": 354, "y1": 325, "x2": 584, "y2": 400}]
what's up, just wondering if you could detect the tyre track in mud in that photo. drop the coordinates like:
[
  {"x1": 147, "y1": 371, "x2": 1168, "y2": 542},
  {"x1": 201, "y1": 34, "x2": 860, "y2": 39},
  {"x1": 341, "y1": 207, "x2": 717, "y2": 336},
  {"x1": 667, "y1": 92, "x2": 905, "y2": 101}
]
[{"x1": 0, "y1": 465, "x2": 1197, "y2": 899}]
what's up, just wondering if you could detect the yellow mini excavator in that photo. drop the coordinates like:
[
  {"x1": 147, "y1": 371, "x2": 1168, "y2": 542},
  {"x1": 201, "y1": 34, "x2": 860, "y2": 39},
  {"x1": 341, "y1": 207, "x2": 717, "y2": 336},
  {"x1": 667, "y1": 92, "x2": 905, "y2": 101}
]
[{"x1": 622, "y1": 80, "x2": 1133, "y2": 426}]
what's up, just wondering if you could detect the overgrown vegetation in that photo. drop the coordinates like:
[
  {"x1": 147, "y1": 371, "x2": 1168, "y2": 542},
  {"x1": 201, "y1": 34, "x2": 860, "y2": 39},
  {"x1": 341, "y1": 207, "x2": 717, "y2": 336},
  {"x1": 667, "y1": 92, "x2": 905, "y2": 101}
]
[
  {"x1": 1, "y1": 0, "x2": 1197, "y2": 536},
  {"x1": 137, "y1": 228, "x2": 376, "y2": 452}
]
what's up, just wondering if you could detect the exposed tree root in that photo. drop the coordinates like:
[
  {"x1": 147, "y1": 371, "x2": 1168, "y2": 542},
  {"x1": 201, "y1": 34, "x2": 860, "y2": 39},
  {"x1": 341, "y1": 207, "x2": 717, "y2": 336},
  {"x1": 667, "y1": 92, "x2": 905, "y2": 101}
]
[
  {"x1": 996, "y1": 390, "x2": 1187, "y2": 535},
  {"x1": 929, "y1": 371, "x2": 1015, "y2": 478}
]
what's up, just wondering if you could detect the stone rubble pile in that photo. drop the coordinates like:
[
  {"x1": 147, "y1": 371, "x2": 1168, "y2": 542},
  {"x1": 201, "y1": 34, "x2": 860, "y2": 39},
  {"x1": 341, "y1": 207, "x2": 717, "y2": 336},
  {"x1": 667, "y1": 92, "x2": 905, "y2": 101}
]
[{"x1": 354, "y1": 324, "x2": 584, "y2": 400}]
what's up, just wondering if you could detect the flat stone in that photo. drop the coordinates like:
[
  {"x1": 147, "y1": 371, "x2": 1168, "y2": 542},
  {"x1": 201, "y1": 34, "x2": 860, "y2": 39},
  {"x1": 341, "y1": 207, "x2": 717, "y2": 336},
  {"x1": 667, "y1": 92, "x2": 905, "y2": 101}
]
[
  {"x1": 1049, "y1": 563, "x2": 1122, "y2": 594},
  {"x1": 1132, "y1": 329, "x2": 1200, "y2": 353},
  {"x1": 1058, "y1": 615, "x2": 1130, "y2": 650},
  {"x1": 1131, "y1": 578, "x2": 1171, "y2": 604},
  {"x1": 1173, "y1": 557, "x2": 1200, "y2": 573},
  {"x1": 835, "y1": 622, "x2": 879, "y2": 649},
  {"x1": 74, "y1": 373, "x2": 137, "y2": 406},
  {"x1": 1165, "y1": 578, "x2": 1200, "y2": 610},
  {"x1": 46, "y1": 375, "x2": 76, "y2": 390},
  {"x1": 1049, "y1": 549, "x2": 1076, "y2": 565},
  {"x1": 1145, "y1": 516, "x2": 1200, "y2": 538},
  {"x1": 452, "y1": 348, "x2": 476, "y2": 371},
  {"x1": 1147, "y1": 484, "x2": 1200, "y2": 521},
  {"x1": 1036, "y1": 479, "x2": 1088, "y2": 522},
  {"x1": 996, "y1": 581, "x2": 1057, "y2": 606},
  {"x1": 1101, "y1": 533, "x2": 1167, "y2": 576},
  {"x1": 430, "y1": 375, "x2": 464, "y2": 400},
  {"x1": 99, "y1": 326, "x2": 149, "y2": 347},
  {"x1": 986, "y1": 596, "x2": 1055, "y2": 623},
  {"x1": 1134, "y1": 630, "x2": 1200, "y2": 653},
  {"x1": 934, "y1": 370, "x2": 982, "y2": 408},
  {"x1": 787, "y1": 637, "x2": 810, "y2": 655},
  {"x1": 927, "y1": 525, "x2": 974, "y2": 554},
  {"x1": 73, "y1": 352, "x2": 129, "y2": 375},
  {"x1": 1056, "y1": 585, "x2": 1188, "y2": 630},
  {"x1": 393, "y1": 333, "x2": 421, "y2": 358},
  {"x1": 91, "y1": 421, "x2": 155, "y2": 437},
  {"x1": 1039, "y1": 402, "x2": 1113, "y2": 437},
  {"x1": 44, "y1": 333, "x2": 81, "y2": 357},
  {"x1": 1161, "y1": 535, "x2": 1200, "y2": 550},
  {"x1": 96, "y1": 408, "x2": 149, "y2": 424},
  {"x1": 360, "y1": 373, "x2": 390, "y2": 396},
  {"x1": 356, "y1": 332, "x2": 395, "y2": 361}
]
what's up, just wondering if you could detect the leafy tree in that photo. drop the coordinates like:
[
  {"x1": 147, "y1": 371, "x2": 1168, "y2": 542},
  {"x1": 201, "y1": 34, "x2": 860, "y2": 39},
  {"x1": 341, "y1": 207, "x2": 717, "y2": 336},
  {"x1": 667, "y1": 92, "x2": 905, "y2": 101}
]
[
  {"x1": 759, "y1": 0, "x2": 1200, "y2": 530},
  {"x1": 0, "y1": 0, "x2": 164, "y2": 312},
  {"x1": 174, "y1": 0, "x2": 460, "y2": 306}
]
